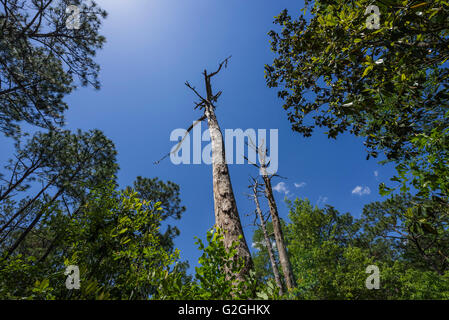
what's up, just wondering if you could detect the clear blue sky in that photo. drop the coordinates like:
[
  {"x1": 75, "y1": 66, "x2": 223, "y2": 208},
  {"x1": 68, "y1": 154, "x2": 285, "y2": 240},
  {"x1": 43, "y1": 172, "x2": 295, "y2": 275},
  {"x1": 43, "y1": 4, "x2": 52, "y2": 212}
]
[{"x1": 0, "y1": 0, "x2": 397, "y2": 273}]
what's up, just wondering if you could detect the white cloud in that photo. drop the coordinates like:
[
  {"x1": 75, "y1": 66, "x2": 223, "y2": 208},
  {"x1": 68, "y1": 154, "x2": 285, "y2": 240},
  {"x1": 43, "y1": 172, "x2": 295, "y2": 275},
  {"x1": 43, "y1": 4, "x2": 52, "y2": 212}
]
[
  {"x1": 294, "y1": 182, "x2": 306, "y2": 188},
  {"x1": 352, "y1": 186, "x2": 371, "y2": 196},
  {"x1": 273, "y1": 182, "x2": 289, "y2": 195},
  {"x1": 374, "y1": 170, "x2": 379, "y2": 177},
  {"x1": 375, "y1": 58, "x2": 384, "y2": 65},
  {"x1": 252, "y1": 240, "x2": 270, "y2": 250},
  {"x1": 317, "y1": 196, "x2": 328, "y2": 206}
]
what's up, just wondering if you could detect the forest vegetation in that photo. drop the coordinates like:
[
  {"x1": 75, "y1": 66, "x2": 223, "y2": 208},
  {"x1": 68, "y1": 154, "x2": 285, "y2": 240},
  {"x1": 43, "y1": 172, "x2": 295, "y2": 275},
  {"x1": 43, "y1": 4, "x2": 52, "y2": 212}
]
[{"x1": 0, "y1": 0, "x2": 448, "y2": 299}]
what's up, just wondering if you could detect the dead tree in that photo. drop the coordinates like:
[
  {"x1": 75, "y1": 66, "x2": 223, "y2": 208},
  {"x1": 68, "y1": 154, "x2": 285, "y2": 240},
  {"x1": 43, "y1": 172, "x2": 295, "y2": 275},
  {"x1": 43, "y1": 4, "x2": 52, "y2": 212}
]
[
  {"x1": 248, "y1": 177, "x2": 284, "y2": 295},
  {"x1": 158, "y1": 57, "x2": 253, "y2": 280},
  {"x1": 246, "y1": 139, "x2": 296, "y2": 291}
]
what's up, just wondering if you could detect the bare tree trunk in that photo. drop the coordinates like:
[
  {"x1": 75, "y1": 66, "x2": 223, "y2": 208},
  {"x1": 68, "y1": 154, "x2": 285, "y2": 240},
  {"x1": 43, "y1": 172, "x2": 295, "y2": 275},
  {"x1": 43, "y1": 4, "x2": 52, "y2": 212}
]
[
  {"x1": 201, "y1": 66, "x2": 252, "y2": 280},
  {"x1": 246, "y1": 139, "x2": 296, "y2": 291},
  {"x1": 251, "y1": 181, "x2": 284, "y2": 295},
  {"x1": 262, "y1": 175, "x2": 296, "y2": 290},
  {"x1": 161, "y1": 58, "x2": 253, "y2": 281}
]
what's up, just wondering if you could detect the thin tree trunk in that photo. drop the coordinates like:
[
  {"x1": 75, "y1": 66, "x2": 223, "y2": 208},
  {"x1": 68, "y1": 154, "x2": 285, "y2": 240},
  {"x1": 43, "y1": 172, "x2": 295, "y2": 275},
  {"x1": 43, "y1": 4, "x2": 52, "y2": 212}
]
[
  {"x1": 6, "y1": 187, "x2": 64, "y2": 258},
  {"x1": 5, "y1": 159, "x2": 87, "y2": 258},
  {"x1": 251, "y1": 183, "x2": 284, "y2": 295},
  {"x1": 0, "y1": 157, "x2": 41, "y2": 202},
  {"x1": 262, "y1": 175, "x2": 296, "y2": 290},
  {"x1": 0, "y1": 176, "x2": 56, "y2": 236}
]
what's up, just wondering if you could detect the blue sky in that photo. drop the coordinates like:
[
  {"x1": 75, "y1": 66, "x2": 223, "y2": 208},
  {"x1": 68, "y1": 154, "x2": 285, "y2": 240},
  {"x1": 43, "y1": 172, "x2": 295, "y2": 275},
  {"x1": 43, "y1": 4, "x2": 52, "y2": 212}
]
[{"x1": 0, "y1": 0, "x2": 397, "y2": 273}]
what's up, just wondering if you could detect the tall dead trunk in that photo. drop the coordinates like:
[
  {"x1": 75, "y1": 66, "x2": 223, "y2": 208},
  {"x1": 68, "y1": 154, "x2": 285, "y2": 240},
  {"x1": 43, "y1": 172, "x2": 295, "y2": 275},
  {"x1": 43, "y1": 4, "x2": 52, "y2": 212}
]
[
  {"x1": 250, "y1": 180, "x2": 284, "y2": 295},
  {"x1": 184, "y1": 58, "x2": 252, "y2": 280},
  {"x1": 204, "y1": 75, "x2": 252, "y2": 279},
  {"x1": 262, "y1": 174, "x2": 296, "y2": 290},
  {"x1": 246, "y1": 140, "x2": 296, "y2": 291}
]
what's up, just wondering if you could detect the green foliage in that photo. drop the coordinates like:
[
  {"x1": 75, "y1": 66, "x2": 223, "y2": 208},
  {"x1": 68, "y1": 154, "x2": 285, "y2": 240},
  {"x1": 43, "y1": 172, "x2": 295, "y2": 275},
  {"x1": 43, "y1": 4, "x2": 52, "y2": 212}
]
[
  {"x1": 128, "y1": 176, "x2": 186, "y2": 252},
  {"x1": 0, "y1": 180, "x2": 179, "y2": 299},
  {"x1": 2, "y1": 0, "x2": 448, "y2": 301},
  {"x1": 63, "y1": 182, "x2": 178, "y2": 299},
  {"x1": 0, "y1": 254, "x2": 42, "y2": 299},
  {"x1": 284, "y1": 199, "x2": 371, "y2": 299},
  {"x1": 20, "y1": 129, "x2": 118, "y2": 196},
  {"x1": 251, "y1": 219, "x2": 285, "y2": 283},
  {"x1": 252, "y1": 197, "x2": 449, "y2": 299},
  {"x1": 0, "y1": 129, "x2": 118, "y2": 259},
  {"x1": 382, "y1": 119, "x2": 449, "y2": 200},
  {"x1": 255, "y1": 278, "x2": 283, "y2": 300},
  {"x1": 0, "y1": 0, "x2": 107, "y2": 137},
  {"x1": 266, "y1": 0, "x2": 448, "y2": 158},
  {"x1": 3, "y1": 185, "x2": 448, "y2": 300},
  {"x1": 359, "y1": 194, "x2": 449, "y2": 275},
  {"x1": 156, "y1": 227, "x2": 257, "y2": 300},
  {"x1": 265, "y1": 0, "x2": 449, "y2": 207},
  {"x1": 193, "y1": 228, "x2": 256, "y2": 299}
]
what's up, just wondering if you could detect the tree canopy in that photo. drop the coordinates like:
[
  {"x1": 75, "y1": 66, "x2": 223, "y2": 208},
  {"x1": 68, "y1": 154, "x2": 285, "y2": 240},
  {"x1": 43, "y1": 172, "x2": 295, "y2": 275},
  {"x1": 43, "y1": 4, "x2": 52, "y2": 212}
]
[
  {"x1": 0, "y1": 0, "x2": 107, "y2": 137},
  {"x1": 266, "y1": 0, "x2": 448, "y2": 162}
]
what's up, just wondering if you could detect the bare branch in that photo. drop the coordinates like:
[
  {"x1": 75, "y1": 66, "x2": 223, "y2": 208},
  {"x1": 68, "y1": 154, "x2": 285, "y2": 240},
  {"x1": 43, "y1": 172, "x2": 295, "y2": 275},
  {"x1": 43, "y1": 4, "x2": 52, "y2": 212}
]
[
  {"x1": 208, "y1": 56, "x2": 232, "y2": 78},
  {"x1": 154, "y1": 115, "x2": 206, "y2": 165},
  {"x1": 185, "y1": 81, "x2": 207, "y2": 103}
]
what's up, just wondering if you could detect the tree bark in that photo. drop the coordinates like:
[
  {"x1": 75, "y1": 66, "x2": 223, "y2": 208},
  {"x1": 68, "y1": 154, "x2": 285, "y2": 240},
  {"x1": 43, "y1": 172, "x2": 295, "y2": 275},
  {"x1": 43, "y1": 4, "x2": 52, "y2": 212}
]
[
  {"x1": 262, "y1": 175, "x2": 296, "y2": 290},
  {"x1": 252, "y1": 183, "x2": 284, "y2": 295},
  {"x1": 202, "y1": 67, "x2": 253, "y2": 280}
]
